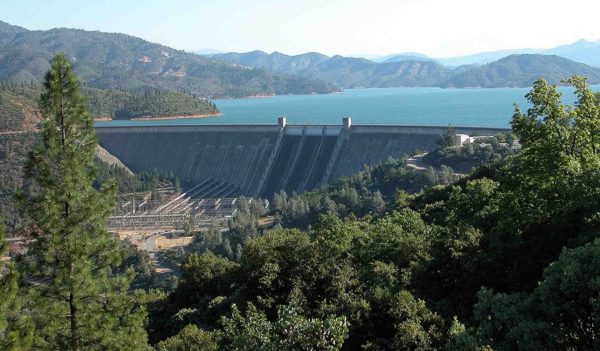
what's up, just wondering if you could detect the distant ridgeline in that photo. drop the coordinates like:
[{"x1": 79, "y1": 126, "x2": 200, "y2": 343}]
[
  {"x1": 0, "y1": 81, "x2": 219, "y2": 120},
  {"x1": 212, "y1": 51, "x2": 600, "y2": 88},
  {"x1": 0, "y1": 21, "x2": 340, "y2": 97},
  {"x1": 96, "y1": 118, "x2": 508, "y2": 200}
]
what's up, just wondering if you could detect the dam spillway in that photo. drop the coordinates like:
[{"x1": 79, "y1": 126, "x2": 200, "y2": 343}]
[{"x1": 96, "y1": 120, "x2": 508, "y2": 199}]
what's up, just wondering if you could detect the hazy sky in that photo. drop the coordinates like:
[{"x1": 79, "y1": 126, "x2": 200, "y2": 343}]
[{"x1": 2, "y1": 0, "x2": 599, "y2": 57}]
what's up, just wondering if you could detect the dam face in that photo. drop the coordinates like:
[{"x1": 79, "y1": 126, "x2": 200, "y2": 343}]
[{"x1": 96, "y1": 122, "x2": 508, "y2": 199}]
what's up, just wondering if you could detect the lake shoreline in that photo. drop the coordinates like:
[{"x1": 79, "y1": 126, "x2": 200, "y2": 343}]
[{"x1": 130, "y1": 112, "x2": 223, "y2": 121}]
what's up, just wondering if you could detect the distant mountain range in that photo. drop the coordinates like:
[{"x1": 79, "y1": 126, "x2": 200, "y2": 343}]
[
  {"x1": 443, "y1": 54, "x2": 600, "y2": 88},
  {"x1": 356, "y1": 39, "x2": 600, "y2": 67},
  {"x1": 430, "y1": 40, "x2": 600, "y2": 67},
  {"x1": 0, "y1": 21, "x2": 339, "y2": 98},
  {"x1": 212, "y1": 50, "x2": 600, "y2": 88},
  {"x1": 205, "y1": 39, "x2": 600, "y2": 68},
  {"x1": 2, "y1": 19, "x2": 600, "y2": 94}
]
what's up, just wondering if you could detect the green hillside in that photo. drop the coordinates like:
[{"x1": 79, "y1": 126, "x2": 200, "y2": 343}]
[
  {"x1": 0, "y1": 21, "x2": 340, "y2": 97},
  {"x1": 214, "y1": 50, "x2": 600, "y2": 88},
  {"x1": 444, "y1": 54, "x2": 600, "y2": 87},
  {"x1": 215, "y1": 51, "x2": 453, "y2": 88},
  {"x1": 302, "y1": 56, "x2": 452, "y2": 87},
  {"x1": 0, "y1": 81, "x2": 219, "y2": 121},
  {"x1": 213, "y1": 50, "x2": 331, "y2": 74},
  {"x1": 114, "y1": 90, "x2": 218, "y2": 119},
  {"x1": 5, "y1": 21, "x2": 599, "y2": 91}
]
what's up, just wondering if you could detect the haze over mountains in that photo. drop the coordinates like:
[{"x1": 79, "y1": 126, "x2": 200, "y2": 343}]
[
  {"x1": 0, "y1": 20, "x2": 337, "y2": 98},
  {"x1": 212, "y1": 47, "x2": 600, "y2": 88},
  {"x1": 2, "y1": 19, "x2": 600, "y2": 93},
  {"x1": 213, "y1": 38, "x2": 600, "y2": 68},
  {"x1": 438, "y1": 39, "x2": 600, "y2": 67}
]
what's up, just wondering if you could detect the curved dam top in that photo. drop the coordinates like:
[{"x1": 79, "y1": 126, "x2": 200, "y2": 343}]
[{"x1": 96, "y1": 119, "x2": 509, "y2": 199}]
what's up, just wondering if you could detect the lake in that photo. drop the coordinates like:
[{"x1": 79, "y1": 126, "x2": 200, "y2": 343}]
[{"x1": 95, "y1": 86, "x2": 600, "y2": 128}]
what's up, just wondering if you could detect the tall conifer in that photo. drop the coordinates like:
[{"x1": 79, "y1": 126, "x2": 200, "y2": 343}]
[{"x1": 19, "y1": 54, "x2": 148, "y2": 351}]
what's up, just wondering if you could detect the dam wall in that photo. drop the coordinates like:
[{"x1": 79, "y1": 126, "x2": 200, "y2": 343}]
[{"x1": 96, "y1": 121, "x2": 509, "y2": 199}]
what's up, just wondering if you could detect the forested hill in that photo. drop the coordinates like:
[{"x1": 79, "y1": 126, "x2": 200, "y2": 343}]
[
  {"x1": 114, "y1": 91, "x2": 219, "y2": 119},
  {"x1": 443, "y1": 54, "x2": 600, "y2": 87},
  {"x1": 303, "y1": 56, "x2": 452, "y2": 87},
  {"x1": 0, "y1": 81, "x2": 218, "y2": 121},
  {"x1": 0, "y1": 20, "x2": 27, "y2": 33},
  {"x1": 214, "y1": 51, "x2": 454, "y2": 88},
  {"x1": 212, "y1": 50, "x2": 330, "y2": 74},
  {"x1": 213, "y1": 50, "x2": 600, "y2": 88},
  {"x1": 0, "y1": 21, "x2": 339, "y2": 98}
]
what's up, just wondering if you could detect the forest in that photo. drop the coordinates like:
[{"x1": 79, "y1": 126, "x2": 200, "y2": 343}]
[
  {"x1": 0, "y1": 81, "x2": 220, "y2": 120},
  {"x1": 114, "y1": 90, "x2": 219, "y2": 119},
  {"x1": 1, "y1": 55, "x2": 600, "y2": 350}
]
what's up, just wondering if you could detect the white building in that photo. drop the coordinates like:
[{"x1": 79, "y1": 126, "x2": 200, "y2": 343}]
[{"x1": 455, "y1": 134, "x2": 472, "y2": 146}]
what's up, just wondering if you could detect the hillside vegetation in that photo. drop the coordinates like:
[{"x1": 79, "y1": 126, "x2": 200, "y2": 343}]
[
  {"x1": 0, "y1": 21, "x2": 339, "y2": 98},
  {"x1": 4, "y1": 20, "x2": 600, "y2": 92},
  {"x1": 0, "y1": 81, "x2": 219, "y2": 120},
  {"x1": 114, "y1": 90, "x2": 218, "y2": 119},
  {"x1": 0, "y1": 83, "x2": 43, "y2": 131},
  {"x1": 303, "y1": 56, "x2": 452, "y2": 88},
  {"x1": 214, "y1": 50, "x2": 600, "y2": 88},
  {"x1": 0, "y1": 90, "x2": 32, "y2": 131},
  {"x1": 215, "y1": 51, "x2": 454, "y2": 88},
  {"x1": 444, "y1": 54, "x2": 600, "y2": 87}
]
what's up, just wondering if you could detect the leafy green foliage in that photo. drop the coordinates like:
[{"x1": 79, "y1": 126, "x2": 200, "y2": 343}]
[
  {"x1": 155, "y1": 324, "x2": 219, "y2": 351},
  {"x1": 221, "y1": 303, "x2": 349, "y2": 351},
  {"x1": 152, "y1": 211, "x2": 454, "y2": 350},
  {"x1": 474, "y1": 239, "x2": 600, "y2": 350}
]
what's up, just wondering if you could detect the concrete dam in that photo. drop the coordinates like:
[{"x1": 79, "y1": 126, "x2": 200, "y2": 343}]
[{"x1": 96, "y1": 118, "x2": 508, "y2": 199}]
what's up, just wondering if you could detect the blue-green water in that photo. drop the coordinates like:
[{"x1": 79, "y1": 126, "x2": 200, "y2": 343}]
[{"x1": 95, "y1": 86, "x2": 600, "y2": 128}]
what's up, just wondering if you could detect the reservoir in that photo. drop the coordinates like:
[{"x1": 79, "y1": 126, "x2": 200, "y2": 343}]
[{"x1": 95, "y1": 86, "x2": 600, "y2": 128}]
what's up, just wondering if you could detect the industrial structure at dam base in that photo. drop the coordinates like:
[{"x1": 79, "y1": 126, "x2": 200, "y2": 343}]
[{"x1": 97, "y1": 117, "x2": 509, "y2": 203}]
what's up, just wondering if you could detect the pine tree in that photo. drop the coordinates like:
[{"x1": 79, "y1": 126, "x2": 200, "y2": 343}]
[{"x1": 18, "y1": 54, "x2": 148, "y2": 351}]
